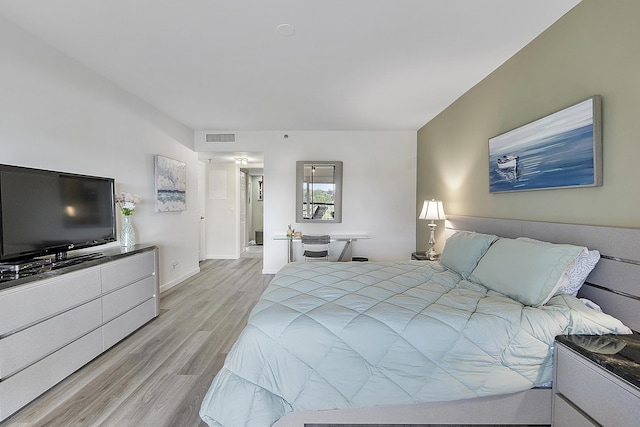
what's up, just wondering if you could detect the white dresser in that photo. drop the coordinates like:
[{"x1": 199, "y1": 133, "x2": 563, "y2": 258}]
[
  {"x1": 553, "y1": 334, "x2": 640, "y2": 426},
  {"x1": 0, "y1": 246, "x2": 159, "y2": 422}
]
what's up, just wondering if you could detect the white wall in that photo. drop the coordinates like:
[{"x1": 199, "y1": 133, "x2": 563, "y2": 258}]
[
  {"x1": 0, "y1": 17, "x2": 200, "y2": 291},
  {"x1": 196, "y1": 131, "x2": 417, "y2": 274}
]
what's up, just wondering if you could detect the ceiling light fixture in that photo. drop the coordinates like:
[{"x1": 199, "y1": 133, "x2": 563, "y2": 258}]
[{"x1": 235, "y1": 157, "x2": 248, "y2": 165}]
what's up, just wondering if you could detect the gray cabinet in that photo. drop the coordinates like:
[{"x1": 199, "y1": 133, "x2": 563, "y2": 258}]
[
  {"x1": 0, "y1": 247, "x2": 159, "y2": 421},
  {"x1": 553, "y1": 337, "x2": 640, "y2": 426}
]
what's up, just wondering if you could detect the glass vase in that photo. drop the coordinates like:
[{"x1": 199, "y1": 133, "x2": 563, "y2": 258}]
[{"x1": 120, "y1": 215, "x2": 136, "y2": 248}]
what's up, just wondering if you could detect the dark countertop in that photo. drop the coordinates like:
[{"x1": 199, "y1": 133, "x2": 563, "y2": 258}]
[
  {"x1": 0, "y1": 244, "x2": 157, "y2": 292},
  {"x1": 557, "y1": 333, "x2": 640, "y2": 390}
]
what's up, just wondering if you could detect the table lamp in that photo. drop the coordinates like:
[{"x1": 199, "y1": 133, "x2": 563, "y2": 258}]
[{"x1": 418, "y1": 199, "x2": 446, "y2": 260}]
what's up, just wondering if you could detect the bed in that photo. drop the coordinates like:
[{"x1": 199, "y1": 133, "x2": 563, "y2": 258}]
[{"x1": 200, "y1": 216, "x2": 640, "y2": 427}]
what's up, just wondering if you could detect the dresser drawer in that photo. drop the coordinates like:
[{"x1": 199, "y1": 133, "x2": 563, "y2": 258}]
[
  {"x1": 0, "y1": 268, "x2": 101, "y2": 336},
  {"x1": 0, "y1": 299, "x2": 102, "y2": 379},
  {"x1": 101, "y1": 275, "x2": 156, "y2": 323},
  {"x1": 552, "y1": 394, "x2": 597, "y2": 426},
  {"x1": 102, "y1": 298, "x2": 156, "y2": 350},
  {"x1": 101, "y1": 251, "x2": 155, "y2": 293},
  {"x1": 555, "y1": 343, "x2": 640, "y2": 426},
  {"x1": 0, "y1": 329, "x2": 102, "y2": 421}
]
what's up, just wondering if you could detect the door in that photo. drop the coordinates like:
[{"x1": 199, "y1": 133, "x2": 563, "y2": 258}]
[
  {"x1": 197, "y1": 162, "x2": 206, "y2": 261},
  {"x1": 239, "y1": 170, "x2": 247, "y2": 253}
]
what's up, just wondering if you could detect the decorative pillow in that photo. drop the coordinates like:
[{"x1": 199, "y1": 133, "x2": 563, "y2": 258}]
[
  {"x1": 517, "y1": 237, "x2": 600, "y2": 296},
  {"x1": 468, "y1": 237, "x2": 585, "y2": 307},
  {"x1": 565, "y1": 249, "x2": 600, "y2": 294},
  {"x1": 439, "y1": 231, "x2": 498, "y2": 278}
]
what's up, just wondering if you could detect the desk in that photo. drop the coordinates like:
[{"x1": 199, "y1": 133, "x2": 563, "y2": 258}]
[{"x1": 274, "y1": 234, "x2": 370, "y2": 262}]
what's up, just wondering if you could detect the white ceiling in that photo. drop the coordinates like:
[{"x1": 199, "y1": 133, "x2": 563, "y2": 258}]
[{"x1": 0, "y1": 0, "x2": 580, "y2": 132}]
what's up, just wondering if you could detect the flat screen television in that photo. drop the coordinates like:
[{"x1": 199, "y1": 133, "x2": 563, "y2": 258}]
[{"x1": 0, "y1": 164, "x2": 116, "y2": 263}]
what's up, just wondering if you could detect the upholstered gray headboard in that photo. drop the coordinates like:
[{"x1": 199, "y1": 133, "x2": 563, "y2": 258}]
[{"x1": 445, "y1": 215, "x2": 640, "y2": 332}]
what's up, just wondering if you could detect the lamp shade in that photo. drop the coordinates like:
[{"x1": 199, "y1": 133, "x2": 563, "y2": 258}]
[{"x1": 418, "y1": 199, "x2": 446, "y2": 221}]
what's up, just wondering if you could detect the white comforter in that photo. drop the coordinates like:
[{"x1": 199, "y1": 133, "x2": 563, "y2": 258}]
[{"x1": 200, "y1": 261, "x2": 630, "y2": 427}]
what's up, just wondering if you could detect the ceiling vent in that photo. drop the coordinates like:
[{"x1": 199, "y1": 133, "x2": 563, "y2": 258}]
[{"x1": 205, "y1": 133, "x2": 236, "y2": 143}]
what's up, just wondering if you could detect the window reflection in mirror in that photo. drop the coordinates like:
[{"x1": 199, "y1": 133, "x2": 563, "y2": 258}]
[{"x1": 296, "y1": 161, "x2": 342, "y2": 223}]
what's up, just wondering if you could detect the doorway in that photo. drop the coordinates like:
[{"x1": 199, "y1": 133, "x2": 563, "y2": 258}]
[{"x1": 197, "y1": 152, "x2": 263, "y2": 260}]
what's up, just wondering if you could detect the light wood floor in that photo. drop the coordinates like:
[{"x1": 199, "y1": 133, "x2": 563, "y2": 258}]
[{"x1": 4, "y1": 252, "x2": 271, "y2": 427}]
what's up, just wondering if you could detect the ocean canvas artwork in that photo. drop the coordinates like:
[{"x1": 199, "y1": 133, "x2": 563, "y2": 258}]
[
  {"x1": 155, "y1": 155, "x2": 186, "y2": 212},
  {"x1": 489, "y1": 96, "x2": 602, "y2": 193}
]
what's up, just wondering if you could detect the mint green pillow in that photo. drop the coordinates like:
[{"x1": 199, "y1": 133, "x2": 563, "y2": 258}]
[
  {"x1": 468, "y1": 238, "x2": 585, "y2": 306},
  {"x1": 439, "y1": 231, "x2": 498, "y2": 278}
]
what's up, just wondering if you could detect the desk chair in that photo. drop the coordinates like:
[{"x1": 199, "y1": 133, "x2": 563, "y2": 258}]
[
  {"x1": 312, "y1": 205, "x2": 328, "y2": 219},
  {"x1": 301, "y1": 235, "x2": 330, "y2": 262}
]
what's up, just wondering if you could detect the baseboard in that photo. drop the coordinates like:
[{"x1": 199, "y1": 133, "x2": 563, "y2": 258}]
[
  {"x1": 160, "y1": 267, "x2": 200, "y2": 293},
  {"x1": 206, "y1": 253, "x2": 240, "y2": 260}
]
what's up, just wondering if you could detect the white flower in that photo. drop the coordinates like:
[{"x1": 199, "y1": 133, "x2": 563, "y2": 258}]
[{"x1": 116, "y1": 192, "x2": 141, "y2": 216}]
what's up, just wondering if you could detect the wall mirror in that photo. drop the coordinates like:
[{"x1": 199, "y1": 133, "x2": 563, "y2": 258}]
[{"x1": 296, "y1": 161, "x2": 342, "y2": 223}]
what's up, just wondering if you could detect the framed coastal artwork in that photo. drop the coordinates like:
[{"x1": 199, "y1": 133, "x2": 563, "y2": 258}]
[
  {"x1": 488, "y1": 95, "x2": 602, "y2": 193},
  {"x1": 154, "y1": 155, "x2": 186, "y2": 211}
]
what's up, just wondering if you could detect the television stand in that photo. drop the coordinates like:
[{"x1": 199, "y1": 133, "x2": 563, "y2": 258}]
[{"x1": 0, "y1": 245, "x2": 159, "y2": 421}]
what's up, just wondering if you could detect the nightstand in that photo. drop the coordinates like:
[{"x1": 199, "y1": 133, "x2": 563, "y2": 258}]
[
  {"x1": 411, "y1": 252, "x2": 439, "y2": 260},
  {"x1": 553, "y1": 334, "x2": 640, "y2": 426},
  {"x1": 411, "y1": 252, "x2": 431, "y2": 260}
]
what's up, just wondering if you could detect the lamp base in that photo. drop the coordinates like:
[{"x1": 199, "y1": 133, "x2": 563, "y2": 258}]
[
  {"x1": 425, "y1": 249, "x2": 440, "y2": 260},
  {"x1": 425, "y1": 222, "x2": 439, "y2": 260}
]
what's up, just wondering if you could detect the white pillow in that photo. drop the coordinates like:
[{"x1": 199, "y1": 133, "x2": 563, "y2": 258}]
[
  {"x1": 517, "y1": 237, "x2": 600, "y2": 296},
  {"x1": 580, "y1": 298, "x2": 602, "y2": 312}
]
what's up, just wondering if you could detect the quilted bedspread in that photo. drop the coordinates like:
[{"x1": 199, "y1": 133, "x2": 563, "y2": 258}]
[{"x1": 200, "y1": 261, "x2": 630, "y2": 427}]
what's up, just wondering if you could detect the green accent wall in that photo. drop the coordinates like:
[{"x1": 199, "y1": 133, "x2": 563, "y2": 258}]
[{"x1": 416, "y1": 0, "x2": 640, "y2": 250}]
